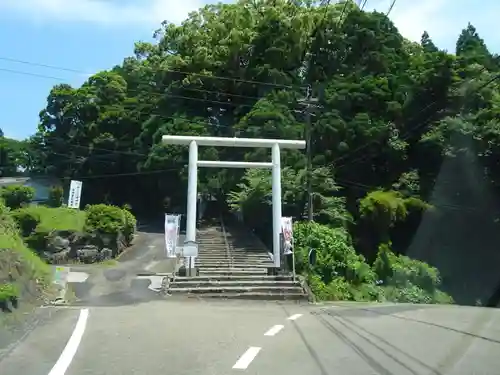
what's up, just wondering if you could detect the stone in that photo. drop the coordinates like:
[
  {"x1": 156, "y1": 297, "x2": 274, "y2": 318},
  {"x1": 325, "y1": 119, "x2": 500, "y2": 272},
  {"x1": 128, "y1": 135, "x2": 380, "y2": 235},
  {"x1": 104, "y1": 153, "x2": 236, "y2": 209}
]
[
  {"x1": 47, "y1": 235, "x2": 70, "y2": 253},
  {"x1": 99, "y1": 248, "x2": 113, "y2": 260},
  {"x1": 76, "y1": 245, "x2": 100, "y2": 264}
]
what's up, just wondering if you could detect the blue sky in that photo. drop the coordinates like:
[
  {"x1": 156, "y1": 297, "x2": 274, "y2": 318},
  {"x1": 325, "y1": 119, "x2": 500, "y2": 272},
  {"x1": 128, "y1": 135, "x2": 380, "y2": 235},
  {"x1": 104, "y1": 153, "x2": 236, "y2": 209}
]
[{"x1": 0, "y1": 0, "x2": 498, "y2": 140}]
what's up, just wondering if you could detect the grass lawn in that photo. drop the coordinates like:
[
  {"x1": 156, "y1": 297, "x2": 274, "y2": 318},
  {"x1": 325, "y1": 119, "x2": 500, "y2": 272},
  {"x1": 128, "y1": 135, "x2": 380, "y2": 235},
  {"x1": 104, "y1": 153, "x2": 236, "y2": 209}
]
[{"x1": 23, "y1": 205, "x2": 86, "y2": 232}]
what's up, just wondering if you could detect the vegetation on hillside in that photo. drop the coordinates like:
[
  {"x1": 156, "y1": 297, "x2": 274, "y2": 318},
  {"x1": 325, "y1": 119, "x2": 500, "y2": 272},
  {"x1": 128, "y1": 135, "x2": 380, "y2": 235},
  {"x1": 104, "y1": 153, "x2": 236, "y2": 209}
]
[
  {"x1": 0, "y1": 198, "x2": 51, "y2": 310},
  {"x1": 4, "y1": 0, "x2": 500, "y2": 304},
  {"x1": 0, "y1": 182, "x2": 138, "y2": 311}
]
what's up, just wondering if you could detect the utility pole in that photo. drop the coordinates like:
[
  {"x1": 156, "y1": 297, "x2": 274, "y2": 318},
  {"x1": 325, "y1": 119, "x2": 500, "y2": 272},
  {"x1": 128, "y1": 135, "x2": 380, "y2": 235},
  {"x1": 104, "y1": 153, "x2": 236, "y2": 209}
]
[{"x1": 298, "y1": 85, "x2": 319, "y2": 222}]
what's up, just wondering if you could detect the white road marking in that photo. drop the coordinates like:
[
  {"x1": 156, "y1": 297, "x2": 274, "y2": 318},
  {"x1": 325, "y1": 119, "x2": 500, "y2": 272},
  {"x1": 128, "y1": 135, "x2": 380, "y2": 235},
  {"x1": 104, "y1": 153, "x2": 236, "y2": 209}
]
[
  {"x1": 48, "y1": 308, "x2": 89, "y2": 375},
  {"x1": 232, "y1": 346, "x2": 261, "y2": 370},
  {"x1": 287, "y1": 313, "x2": 303, "y2": 321},
  {"x1": 264, "y1": 324, "x2": 284, "y2": 336},
  {"x1": 148, "y1": 245, "x2": 156, "y2": 249},
  {"x1": 67, "y1": 271, "x2": 89, "y2": 283},
  {"x1": 144, "y1": 260, "x2": 159, "y2": 271},
  {"x1": 136, "y1": 275, "x2": 164, "y2": 291}
]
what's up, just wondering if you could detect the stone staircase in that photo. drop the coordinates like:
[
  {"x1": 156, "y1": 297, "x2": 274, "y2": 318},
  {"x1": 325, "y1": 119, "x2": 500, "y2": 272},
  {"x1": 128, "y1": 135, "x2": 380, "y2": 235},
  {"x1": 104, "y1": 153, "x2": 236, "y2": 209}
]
[{"x1": 167, "y1": 217, "x2": 307, "y2": 300}]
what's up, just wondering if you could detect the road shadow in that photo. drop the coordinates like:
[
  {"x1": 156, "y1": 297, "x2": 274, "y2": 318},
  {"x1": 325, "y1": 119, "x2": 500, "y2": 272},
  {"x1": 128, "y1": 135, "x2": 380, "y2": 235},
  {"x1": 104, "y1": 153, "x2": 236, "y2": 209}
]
[
  {"x1": 322, "y1": 304, "x2": 500, "y2": 344},
  {"x1": 70, "y1": 278, "x2": 164, "y2": 307}
]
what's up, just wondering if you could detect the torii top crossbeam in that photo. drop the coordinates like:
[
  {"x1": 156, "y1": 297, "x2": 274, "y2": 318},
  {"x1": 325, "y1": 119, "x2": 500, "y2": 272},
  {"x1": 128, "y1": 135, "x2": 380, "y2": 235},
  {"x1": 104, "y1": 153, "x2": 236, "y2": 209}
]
[{"x1": 162, "y1": 135, "x2": 306, "y2": 149}]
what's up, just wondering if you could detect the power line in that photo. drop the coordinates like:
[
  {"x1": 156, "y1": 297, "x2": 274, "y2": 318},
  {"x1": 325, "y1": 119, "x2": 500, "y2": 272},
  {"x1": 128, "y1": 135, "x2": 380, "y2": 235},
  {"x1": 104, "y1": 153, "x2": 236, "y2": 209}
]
[
  {"x1": 28, "y1": 166, "x2": 186, "y2": 181},
  {"x1": 0, "y1": 55, "x2": 299, "y2": 89},
  {"x1": 0, "y1": 67, "x2": 66, "y2": 81},
  {"x1": 386, "y1": 0, "x2": 397, "y2": 16},
  {"x1": 0, "y1": 66, "x2": 305, "y2": 112}
]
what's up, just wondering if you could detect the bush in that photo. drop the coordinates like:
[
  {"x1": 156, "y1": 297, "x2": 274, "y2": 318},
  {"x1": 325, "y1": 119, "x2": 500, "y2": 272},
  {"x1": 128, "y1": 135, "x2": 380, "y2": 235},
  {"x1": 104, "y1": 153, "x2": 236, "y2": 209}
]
[
  {"x1": 293, "y1": 221, "x2": 452, "y2": 304},
  {"x1": 84, "y1": 204, "x2": 136, "y2": 243},
  {"x1": 47, "y1": 186, "x2": 64, "y2": 207},
  {"x1": 0, "y1": 198, "x2": 52, "y2": 301},
  {"x1": 0, "y1": 283, "x2": 19, "y2": 303},
  {"x1": 373, "y1": 242, "x2": 454, "y2": 304},
  {"x1": 12, "y1": 206, "x2": 86, "y2": 253},
  {"x1": 293, "y1": 221, "x2": 376, "y2": 286},
  {"x1": 11, "y1": 208, "x2": 41, "y2": 237},
  {"x1": 121, "y1": 205, "x2": 137, "y2": 244},
  {"x1": 1, "y1": 185, "x2": 35, "y2": 209}
]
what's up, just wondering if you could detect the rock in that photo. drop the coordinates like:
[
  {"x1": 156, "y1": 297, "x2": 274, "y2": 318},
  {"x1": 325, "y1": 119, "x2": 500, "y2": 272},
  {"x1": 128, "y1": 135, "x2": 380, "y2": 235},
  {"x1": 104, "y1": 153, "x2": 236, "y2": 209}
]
[
  {"x1": 76, "y1": 245, "x2": 100, "y2": 264},
  {"x1": 47, "y1": 235, "x2": 70, "y2": 253},
  {"x1": 47, "y1": 249, "x2": 70, "y2": 264},
  {"x1": 99, "y1": 248, "x2": 113, "y2": 260}
]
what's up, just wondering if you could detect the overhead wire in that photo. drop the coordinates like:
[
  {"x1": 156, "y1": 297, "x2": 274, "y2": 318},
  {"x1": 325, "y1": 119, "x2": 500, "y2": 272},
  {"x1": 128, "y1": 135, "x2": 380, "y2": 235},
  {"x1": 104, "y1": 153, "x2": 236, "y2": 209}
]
[{"x1": 0, "y1": 55, "x2": 299, "y2": 89}]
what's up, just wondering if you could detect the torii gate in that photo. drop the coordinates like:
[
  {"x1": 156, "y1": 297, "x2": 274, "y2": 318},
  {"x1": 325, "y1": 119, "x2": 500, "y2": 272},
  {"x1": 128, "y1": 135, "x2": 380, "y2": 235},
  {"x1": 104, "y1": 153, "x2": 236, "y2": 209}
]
[{"x1": 162, "y1": 135, "x2": 306, "y2": 268}]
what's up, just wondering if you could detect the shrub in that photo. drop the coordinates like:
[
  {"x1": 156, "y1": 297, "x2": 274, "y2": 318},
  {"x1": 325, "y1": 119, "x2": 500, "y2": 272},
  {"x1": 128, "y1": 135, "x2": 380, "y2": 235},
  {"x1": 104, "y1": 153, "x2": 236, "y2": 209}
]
[
  {"x1": 84, "y1": 204, "x2": 137, "y2": 242},
  {"x1": 12, "y1": 206, "x2": 86, "y2": 253},
  {"x1": 373, "y1": 242, "x2": 454, "y2": 304},
  {"x1": 121, "y1": 205, "x2": 137, "y2": 244},
  {"x1": 47, "y1": 185, "x2": 64, "y2": 207},
  {"x1": 11, "y1": 208, "x2": 41, "y2": 237},
  {"x1": 0, "y1": 283, "x2": 19, "y2": 303},
  {"x1": 1, "y1": 185, "x2": 35, "y2": 209},
  {"x1": 0, "y1": 198, "x2": 51, "y2": 294},
  {"x1": 293, "y1": 221, "x2": 376, "y2": 286}
]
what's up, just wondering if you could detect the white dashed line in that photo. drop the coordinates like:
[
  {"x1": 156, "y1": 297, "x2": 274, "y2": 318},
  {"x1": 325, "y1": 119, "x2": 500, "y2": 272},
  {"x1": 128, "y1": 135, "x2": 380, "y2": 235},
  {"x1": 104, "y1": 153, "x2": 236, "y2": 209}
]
[
  {"x1": 48, "y1": 308, "x2": 89, "y2": 375},
  {"x1": 287, "y1": 313, "x2": 303, "y2": 321},
  {"x1": 232, "y1": 346, "x2": 261, "y2": 370},
  {"x1": 264, "y1": 324, "x2": 284, "y2": 336}
]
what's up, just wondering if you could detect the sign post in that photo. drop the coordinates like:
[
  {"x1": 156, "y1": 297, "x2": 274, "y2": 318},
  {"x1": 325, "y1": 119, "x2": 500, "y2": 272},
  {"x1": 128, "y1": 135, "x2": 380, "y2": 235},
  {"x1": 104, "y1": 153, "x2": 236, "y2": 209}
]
[{"x1": 182, "y1": 241, "x2": 198, "y2": 277}]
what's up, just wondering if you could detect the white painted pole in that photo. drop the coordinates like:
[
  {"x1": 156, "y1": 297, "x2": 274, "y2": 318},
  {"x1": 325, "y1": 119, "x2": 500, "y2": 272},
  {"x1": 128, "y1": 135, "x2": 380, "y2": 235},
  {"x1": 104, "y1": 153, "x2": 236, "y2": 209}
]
[
  {"x1": 186, "y1": 140, "x2": 198, "y2": 244},
  {"x1": 271, "y1": 143, "x2": 282, "y2": 268}
]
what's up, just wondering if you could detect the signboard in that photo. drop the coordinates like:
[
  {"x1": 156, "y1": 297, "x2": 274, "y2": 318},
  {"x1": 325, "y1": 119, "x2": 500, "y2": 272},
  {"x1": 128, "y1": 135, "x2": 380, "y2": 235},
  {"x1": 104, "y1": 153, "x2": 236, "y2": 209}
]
[
  {"x1": 182, "y1": 241, "x2": 199, "y2": 257},
  {"x1": 281, "y1": 217, "x2": 293, "y2": 255},
  {"x1": 67, "y1": 180, "x2": 83, "y2": 209},
  {"x1": 165, "y1": 214, "x2": 181, "y2": 258}
]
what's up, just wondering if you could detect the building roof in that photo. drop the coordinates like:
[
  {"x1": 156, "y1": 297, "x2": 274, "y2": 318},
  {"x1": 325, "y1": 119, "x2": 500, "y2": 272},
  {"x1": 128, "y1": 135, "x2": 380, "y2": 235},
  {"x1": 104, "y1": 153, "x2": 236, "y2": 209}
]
[{"x1": 0, "y1": 176, "x2": 60, "y2": 187}]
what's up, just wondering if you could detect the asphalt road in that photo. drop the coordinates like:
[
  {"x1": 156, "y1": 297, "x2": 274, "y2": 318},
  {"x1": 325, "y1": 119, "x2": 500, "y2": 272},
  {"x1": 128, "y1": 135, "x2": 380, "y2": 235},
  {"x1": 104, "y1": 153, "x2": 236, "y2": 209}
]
[
  {"x1": 2, "y1": 225, "x2": 500, "y2": 374},
  {"x1": 1, "y1": 300, "x2": 500, "y2": 375}
]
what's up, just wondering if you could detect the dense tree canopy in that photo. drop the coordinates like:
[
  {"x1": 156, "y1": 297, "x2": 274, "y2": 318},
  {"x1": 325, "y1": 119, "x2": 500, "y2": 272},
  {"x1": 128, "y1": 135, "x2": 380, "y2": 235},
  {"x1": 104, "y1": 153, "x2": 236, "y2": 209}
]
[
  {"x1": 0, "y1": 131, "x2": 26, "y2": 176},
  {"x1": 22, "y1": 0, "x2": 500, "y2": 304}
]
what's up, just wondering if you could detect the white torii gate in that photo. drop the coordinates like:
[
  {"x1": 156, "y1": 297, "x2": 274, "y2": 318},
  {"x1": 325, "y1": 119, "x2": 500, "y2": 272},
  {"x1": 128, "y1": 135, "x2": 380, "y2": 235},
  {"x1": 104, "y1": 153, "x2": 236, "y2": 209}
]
[{"x1": 162, "y1": 135, "x2": 306, "y2": 268}]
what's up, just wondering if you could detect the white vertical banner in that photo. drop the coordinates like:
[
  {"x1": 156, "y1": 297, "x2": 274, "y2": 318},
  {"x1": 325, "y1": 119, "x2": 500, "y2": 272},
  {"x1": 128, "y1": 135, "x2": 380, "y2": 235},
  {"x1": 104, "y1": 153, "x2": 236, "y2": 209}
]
[
  {"x1": 67, "y1": 180, "x2": 83, "y2": 209},
  {"x1": 281, "y1": 217, "x2": 293, "y2": 255},
  {"x1": 281, "y1": 216, "x2": 296, "y2": 281},
  {"x1": 165, "y1": 214, "x2": 180, "y2": 258}
]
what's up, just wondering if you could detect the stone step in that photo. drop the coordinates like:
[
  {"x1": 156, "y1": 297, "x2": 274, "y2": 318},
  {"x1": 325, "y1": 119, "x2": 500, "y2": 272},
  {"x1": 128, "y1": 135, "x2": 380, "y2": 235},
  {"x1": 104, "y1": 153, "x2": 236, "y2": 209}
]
[
  {"x1": 169, "y1": 285, "x2": 304, "y2": 294},
  {"x1": 199, "y1": 269, "x2": 267, "y2": 276},
  {"x1": 169, "y1": 292, "x2": 307, "y2": 301},
  {"x1": 199, "y1": 266, "x2": 268, "y2": 272},
  {"x1": 199, "y1": 252, "x2": 269, "y2": 256},
  {"x1": 173, "y1": 275, "x2": 294, "y2": 282},
  {"x1": 197, "y1": 254, "x2": 271, "y2": 259},
  {"x1": 196, "y1": 259, "x2": 272, "y2": 264},
  {"x1": 171, "y1": 280, "x2": 298, "y2": 288},
  {"x1": 196, "y1": 263, "x2": 272, "y2": 268},
  {"x1": 197, "y1": 258, "x2": 272, "y2": 263}
]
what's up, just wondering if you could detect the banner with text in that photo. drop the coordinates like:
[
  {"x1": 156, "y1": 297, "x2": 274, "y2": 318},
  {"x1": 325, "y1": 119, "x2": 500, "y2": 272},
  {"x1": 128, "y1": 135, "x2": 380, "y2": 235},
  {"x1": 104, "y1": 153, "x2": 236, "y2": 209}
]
[
  {"x1": 281, "y1": 216, "x2": 293, "y2": 255},
  {"x1": 67, "y1": 180, "x2": 83, "y2": 209},
  {"x1": 165, "y1": 214, "x2": 180, "y2": 258}
]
